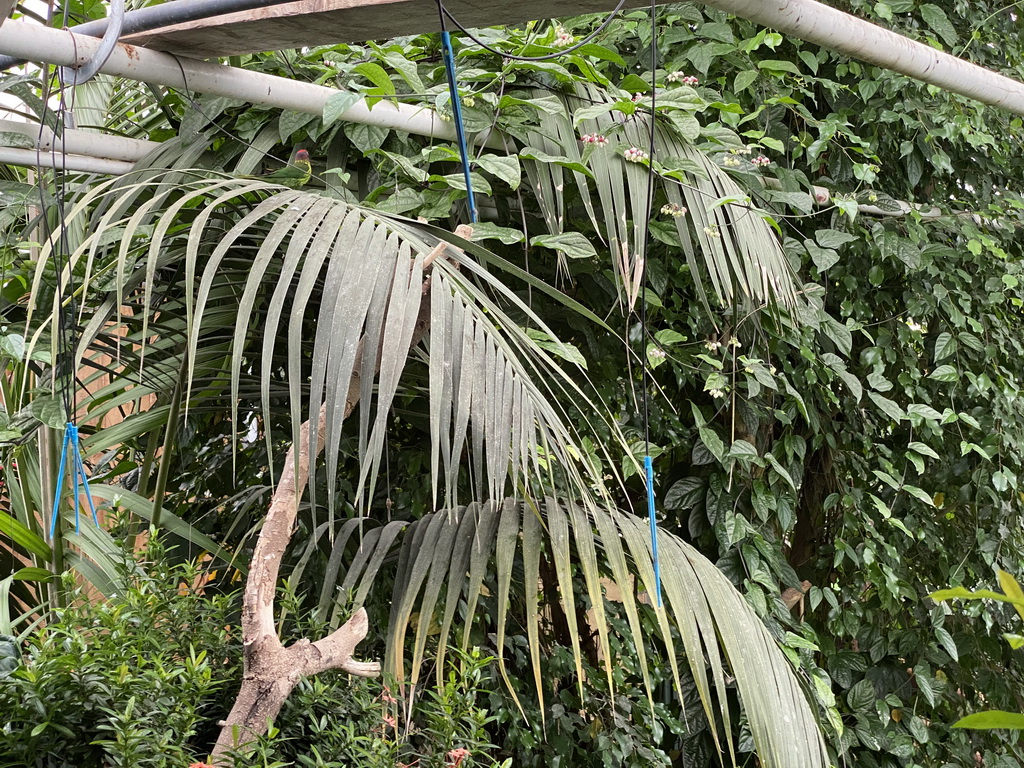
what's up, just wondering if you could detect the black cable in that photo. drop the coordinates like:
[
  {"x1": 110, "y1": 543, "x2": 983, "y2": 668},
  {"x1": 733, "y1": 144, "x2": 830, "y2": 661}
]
[
  {"x1": 638, "y1": 1, "x2": 657, "y2": 455},
  {"x1": 438, "y1": 0, "x2": 628, "y2": 62}
]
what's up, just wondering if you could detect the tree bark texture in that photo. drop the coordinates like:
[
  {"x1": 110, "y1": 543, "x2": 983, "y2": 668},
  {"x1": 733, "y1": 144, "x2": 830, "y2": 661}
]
[{"x1": 212, "y1": 246, "x2": 446, "y2": 761}]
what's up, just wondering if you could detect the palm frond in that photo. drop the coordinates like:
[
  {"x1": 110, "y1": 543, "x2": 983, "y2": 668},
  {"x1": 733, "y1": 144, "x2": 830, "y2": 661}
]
[
  {"x1": 521, "y1": 85, "x2": 799, "y2": 312},
  {"x1": 25, "y1": 172, "x2": 624, "y2": 525},
  {"x1": 337, "y1": 499, "x2": 829, "y2": 768}
]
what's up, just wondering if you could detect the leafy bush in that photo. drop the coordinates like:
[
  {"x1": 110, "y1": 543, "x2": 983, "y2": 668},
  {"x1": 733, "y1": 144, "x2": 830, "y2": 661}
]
[
  {"x1": 239, "y1": 646, "x2": 505, "y2": 768},
  {"x1": 0, "y1": 538, "x2": 240, "y2": 767}
]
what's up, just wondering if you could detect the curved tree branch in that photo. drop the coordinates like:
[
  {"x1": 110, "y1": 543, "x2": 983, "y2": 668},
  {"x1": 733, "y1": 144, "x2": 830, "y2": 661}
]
[{"x1": 211, "y1": 228, "x2": 465, "y2": 761}]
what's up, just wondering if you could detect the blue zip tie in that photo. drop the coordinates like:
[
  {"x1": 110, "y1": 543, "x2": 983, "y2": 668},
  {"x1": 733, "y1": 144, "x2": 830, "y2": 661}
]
[
  {"x1": 440, "y1": 30, "x2": 478, "y2": 224},
  {"x1": 644, "y1": 455, "x2": 662, "y2": 607},
  {"x1": 49, "y1": 422, "x2": 100, "y2": 539}
]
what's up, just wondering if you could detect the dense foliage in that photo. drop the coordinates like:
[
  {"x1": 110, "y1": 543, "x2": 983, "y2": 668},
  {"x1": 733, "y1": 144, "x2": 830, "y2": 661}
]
[{"x1": 2, "y1": 0, "x2": 1024, "y2": 766}]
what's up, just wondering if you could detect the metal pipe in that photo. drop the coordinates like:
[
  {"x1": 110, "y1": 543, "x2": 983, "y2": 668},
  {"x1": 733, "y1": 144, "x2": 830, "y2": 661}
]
[
  {"x1": 0, "y1": 20, "x2": 500, "y2": 147},
  {"x1": 0, "y1": 145, "x2": 135, "y2": 174},
  {"x1": 0, "y1": 0, "x2": 303, "y2": 71},
  {"x1": 0, "y1": 118, "x2": 160, "y2": 161},
  {"x1": 701, "y1": 0, "x2": 1024, "y2": 116}
]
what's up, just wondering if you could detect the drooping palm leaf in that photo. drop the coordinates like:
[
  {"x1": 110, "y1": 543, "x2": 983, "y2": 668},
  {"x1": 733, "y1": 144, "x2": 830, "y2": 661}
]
[
  {"x1": 336, "y1": 499, "x2": 829, "y2": 768},
  {"x1": 24, "y1": 170, "x2": 625, "y2": 527},
  {"x1": 521, "y1": 84, "x2": 800, "y2": 312},
  {"x1": 14, "y1": 148, "x2": 827, "y2": 766}
]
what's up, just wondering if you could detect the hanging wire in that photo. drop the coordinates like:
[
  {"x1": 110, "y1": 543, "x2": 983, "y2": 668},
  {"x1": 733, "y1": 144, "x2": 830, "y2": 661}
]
[
  {"x1": 437, "y1": 0, "x2": 628, "y2": 61},
  {"x1": 436, "y1": 1, "x2": 478, "y2": 224},
  {"x1": 638, "y1": 0, "x2": 662, "y2": 608},
  {"x1": 39, "y1": 50, "x2": 101, "y2": 539}
]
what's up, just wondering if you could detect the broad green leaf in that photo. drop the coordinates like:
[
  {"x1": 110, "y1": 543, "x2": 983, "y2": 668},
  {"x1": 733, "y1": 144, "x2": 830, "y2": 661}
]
[
  {"x1": 353, "y1": 62, "x2": 396, "y2": 95},
  {"x1": 476, "y1": 154, "x2": 522, "y2": 190},
  {"x1": 933, "y1": 331, "x2": 956, "y2": 361},
  {"x1": 864, "y1": 393, "x2": 905, "y2": 423},
  {"x1": 530, "y1": 232, "x2": 597, "y2": 259},
  {"x1": 322, "y1": 91, "x2": 362, "y2": 127},
  {"x1": 928, "y1": 364, "x2": 959, "y2": 382},
  {"x1": 953, "y1": 711, "x2": 1024, "y2": 730}
]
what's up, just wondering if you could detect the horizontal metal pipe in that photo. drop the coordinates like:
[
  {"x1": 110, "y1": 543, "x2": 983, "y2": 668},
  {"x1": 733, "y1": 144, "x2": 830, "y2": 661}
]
[
  {"x1": 0, "y1": 145, "x2": 135, "y2": 174},
  {"x1": 0, "y1": 0, "x2": 302, "y2": 71},
  {"x1": 700, "y1": 0, "x2": 1024, "y2": 116},
  {"x1": 0, "y1": 118, "x2": 160, "y2": 161},
  {"x1": 0, "y1": 20, "x2": 500, "y2": 147}
]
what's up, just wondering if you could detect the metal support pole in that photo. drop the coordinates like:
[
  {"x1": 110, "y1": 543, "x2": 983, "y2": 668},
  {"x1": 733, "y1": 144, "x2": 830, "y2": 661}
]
[
  {"x1": 0, "y1": 146, "x2": 135, "y2": 174},
  {"x1": 0, "y1": 20, "x2": 499, "y2": 146},
  {"x1": 0, "y1": 118, "x2": 160, "y2": 162},
  {"x1": 0, "y1": 0, "x2": 304, "y2": 71}
]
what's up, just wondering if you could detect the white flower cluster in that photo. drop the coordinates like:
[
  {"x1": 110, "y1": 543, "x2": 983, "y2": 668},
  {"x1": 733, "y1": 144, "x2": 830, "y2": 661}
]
[
  {"x1": 666, "y1": 72, "x2": 699, "y2": 85},
  {"x1": 724, "y1": 156, "x2": 741, "y2": 168},
  {"x1": 580, "y1": 133, "x2": 608, "y2": 146},
  {"x1": 660, "y1": 202, "x2": 688, "y2": 217},
  {"x1": 709, "y1": 388, "x2": 726, "y2": 399},
  {"x1": 623, "y1": 147, "x2": 649, "y2": 163},
  {"x1": 650, "y1": 347, "x2": 667, "y2": 359},
  {"x1": 751, "y1": 155, "x2": 771, "y2": 167},
  {"x1": 553, "y1": 28, "x2": 575, "y2": 47},
  {"x1": 703, "y1": 225, "x2": 721, "y2": 239},
  {"x1": 705, "y1": 339, "x2": 722, "y2": 352}
]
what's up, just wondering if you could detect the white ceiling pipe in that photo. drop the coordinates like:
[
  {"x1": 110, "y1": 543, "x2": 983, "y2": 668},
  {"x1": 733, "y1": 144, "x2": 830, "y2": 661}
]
[
  {"x1": 0, "y1": 20, "x2": 501, "y2": 148},
  {"x1": 700, "y1": 0, "x2": 1024, "y2": 116},
  {"x1": 0, "y1": 118, "x2": 160, "y2": 161},
  {"x1": 0, "y1": 145, "x2": 136, "y2": 174}
]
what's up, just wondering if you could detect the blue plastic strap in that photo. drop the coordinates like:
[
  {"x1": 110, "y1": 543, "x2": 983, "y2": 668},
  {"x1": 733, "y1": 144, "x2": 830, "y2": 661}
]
[
  {"x1": 644, "y1": 455, "x2": 662, "y2": 607},
  {"x1": 48, "y1": 422, "x2": 100, "y2": 539},
  {"x1": 440, "y1": 30, "x2": 478, "y2": 224}
]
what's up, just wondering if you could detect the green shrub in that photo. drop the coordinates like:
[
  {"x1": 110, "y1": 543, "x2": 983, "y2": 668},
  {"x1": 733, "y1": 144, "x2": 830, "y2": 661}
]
[{"x1": 0, "y1": 538, "x2": 240, "y2": 767}]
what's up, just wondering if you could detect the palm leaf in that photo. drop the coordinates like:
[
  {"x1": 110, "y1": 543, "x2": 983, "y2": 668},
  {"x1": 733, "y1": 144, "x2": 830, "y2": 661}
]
[
  {"x1": 341, "y1": 499, "x2": 829, "y2": 768},
  {"x1": 521, "y1": 84, "x2": 799, "y2": 312},
  {"x1": 23, "y1": 168, "x2": 627, "y2": 529}
]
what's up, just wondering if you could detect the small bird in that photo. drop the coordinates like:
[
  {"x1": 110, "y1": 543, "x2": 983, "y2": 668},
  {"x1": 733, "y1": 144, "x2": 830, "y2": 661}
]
[{"x1": 252, "y1": 148, "x2": 312, "y2": 188}]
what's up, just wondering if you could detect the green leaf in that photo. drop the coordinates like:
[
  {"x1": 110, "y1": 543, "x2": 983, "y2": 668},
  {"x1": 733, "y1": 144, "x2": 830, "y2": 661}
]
[
  {"x1": 0, "y1": 512, "x2": 51, "y2": 560},
  {"x1": 734, "y1": 70, "x2": 758, "y2": 92},
  {"x1": 11, "y1": 567, "x2": 53, "y2": 581},
  {"x1": 31, "y1": 396, "x2": 67, "y2": 429},
  {"x1": 953, "y1": 711, "x2": 1024, "y2": 730},
  {"x1": 0, "y1": 334, "x2": 25, "y2": 360},
  {"x1": 908, "y1": 441, "x2": 939, "y2": 460},
  {"x1": 928, "y1": 364, "x2": 959, "y2": 382},
  {"x1": 920, "y1": 4, "x2": 958, "y2": 46},
  {"x1": 847, "y1": 679, "x2": 875, "y2": 712},
  {"x1": 524, "y1": 329, "x2": 587, "y2": 369},
  {"x1": 0, "y1": 131, "x2": 35, "y2": 149},
  {"x1": 529, "y1": 233, "x2": 597, "y2": 259},
  {"x1": 933, "y1": 331, "x2": 956, "y2": 361},
  {"x1": 903, "y1": 484, "x2": 935, "y2": 507},
  {"x1": 353, "y1": 62, "x2": 396, "y2": 95},
  {"x1": 806, "y1": 241, "x2": 839, "y2": 272},
  {"x1": 468, "y1": 222, "x2": 525, "y2": 244},
  {"x1": 619, "y1": 74, "x2": 652, "y2": 93},
  {"x1": 322, "y1": 91, "x2": 362, "y2": 128},
  {"x1": 907, "y1": 403, "x2": 943, "y2": 422},
  {"x1": 476, "y1": 154, "x2": 522, "y2": 190},
  {"x1": 664, "y1": 477, "x2": 703, "y2": 511},
  {"x1": 868, "y1": 391, "x2": 906, "y2": 422},
  {"x1": 814, "y1": 229, "x2": 858, "y2": 249},
  {"x1": 935, "y1": 626, "x2": 958, "y2": 661},
  {"x1": 757, "y1": 59, "x2": 801, "y2": 75}
]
